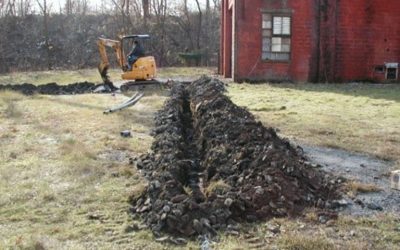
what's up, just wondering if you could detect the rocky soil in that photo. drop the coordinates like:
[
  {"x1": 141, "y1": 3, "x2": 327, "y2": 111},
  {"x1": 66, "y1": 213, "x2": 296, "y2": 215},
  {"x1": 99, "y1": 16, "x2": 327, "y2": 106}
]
[
  {"x1": 130, "y1": 77, "x2": 340, "y2": 238},
  {"x1": 0, "y1": 82, "x2": 100, "y2": 95}
]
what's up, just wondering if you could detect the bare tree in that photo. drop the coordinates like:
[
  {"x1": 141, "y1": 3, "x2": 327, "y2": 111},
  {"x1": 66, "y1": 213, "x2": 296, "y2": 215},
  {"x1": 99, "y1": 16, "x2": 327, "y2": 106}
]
[
  {"x1": 151, "y1": 0, "x2": 168, "y2": 66},
  {"x1": 212, "y1": 0, "x2": 220, "y2": 11},
  {"x1": 5, "y1": 0, "x2": 16, "y2": 16},
  {"x1": 36, "y1": 0, "x2": 52, "y2": 69},
  {"x1": 130, "y1": 0, "x2": 143, "y2": 18},
  {"x1": 76, "y1": 0, "x2": 88, "y2": 15},
  {"x1": 125, "y1": 0, "x2": 129, "y2": 15},
  {"x1": 65, "y1": 0, "x2": 73, "y2": 15},
  {"x1": 0, "y1": 0, "x2": 221, "y2": 72},
  {"x1": 0, "y1": 0, "x2": 5, "y2": 16},
  {"x1": 178, "y1": 0, "x2": 194, "y2": 50},
  {"x1": 142, "y1": 0, "x2": 149, "y2": 23},
  {"x1": 0, "y1": 0, "x2": 32, "y2": 16},
  {"x1": 17, "y1": 0, "x2": 31, "y2": 16},
  {"x1": 111, "y1": 0, "x2": 134, "y2": 33},
  {"x1": 194, "y1": 0, "x2": 202, "y2": 51}
]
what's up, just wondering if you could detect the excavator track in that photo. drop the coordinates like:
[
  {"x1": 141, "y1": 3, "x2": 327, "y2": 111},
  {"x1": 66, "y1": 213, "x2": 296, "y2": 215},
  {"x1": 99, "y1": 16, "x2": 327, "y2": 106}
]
[{"x1": 119, "y1": 80, "x2": 163, "y2": 92}]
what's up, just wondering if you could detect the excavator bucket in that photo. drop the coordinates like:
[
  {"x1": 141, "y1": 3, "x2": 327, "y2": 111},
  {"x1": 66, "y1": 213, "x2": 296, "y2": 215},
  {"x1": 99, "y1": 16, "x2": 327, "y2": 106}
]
[
  {"x1": 97, "y1": 38, "x2": 122, "y2": 91},
  {"x1": 98, "y1": 62, "x2": 109, "y2": 82},
  {"x1": 98, "y1": 63, "x2": 117, "y2": 91}
]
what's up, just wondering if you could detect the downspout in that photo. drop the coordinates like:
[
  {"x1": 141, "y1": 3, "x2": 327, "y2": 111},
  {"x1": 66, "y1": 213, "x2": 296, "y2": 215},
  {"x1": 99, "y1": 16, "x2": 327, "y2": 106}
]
[
  {"x1": 232, "y1": 0, "x2": 238, "y2": 81},
  {"x1": 333, "y1": 0, "x2": 339, "y2": 82},
  {"x1": 219, "y1": 0, "x2": 225, "y2": 75},
  {"x1": 315, "y1": 0, "x2": 321, "y2": 82}
]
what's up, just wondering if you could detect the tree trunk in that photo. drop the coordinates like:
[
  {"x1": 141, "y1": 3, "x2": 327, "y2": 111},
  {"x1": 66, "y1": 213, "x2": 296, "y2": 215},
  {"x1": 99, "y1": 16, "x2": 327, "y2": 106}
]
[
  {"x1": 194, "y1": 0, "x2": 202, "y2": 66},
  {"x1": 36, "y1": 0, "x2": 51, "y2": 69},
  {"x1": 142, "y1": 0, "x2": 149, "y2": 24}
]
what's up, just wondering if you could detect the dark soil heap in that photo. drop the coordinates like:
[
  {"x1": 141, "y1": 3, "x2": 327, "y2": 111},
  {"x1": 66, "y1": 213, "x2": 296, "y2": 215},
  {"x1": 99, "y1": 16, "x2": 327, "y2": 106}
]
[
  {"x1": 0, "y1": 82, "x2": 98, "y2": 95},
  {"x1": 131, "y1": 77, "x2": 339, "y2": 237}
]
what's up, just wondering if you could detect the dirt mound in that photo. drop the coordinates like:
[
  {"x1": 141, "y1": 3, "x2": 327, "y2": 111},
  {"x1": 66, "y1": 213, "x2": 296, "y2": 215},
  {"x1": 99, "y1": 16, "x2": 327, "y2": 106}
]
[
  {"x1": 130, "y1": 77, "x2": 339, "y2": 237},
  {"x1": 0, "y1": 81, "x2": 100, "y2": 95}
]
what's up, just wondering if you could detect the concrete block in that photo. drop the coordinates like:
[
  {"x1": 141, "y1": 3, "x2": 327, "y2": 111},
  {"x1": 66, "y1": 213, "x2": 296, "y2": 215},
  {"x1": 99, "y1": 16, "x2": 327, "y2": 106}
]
[{"x1": 391, "y1": 170, "x2": 400, "y2": 190}]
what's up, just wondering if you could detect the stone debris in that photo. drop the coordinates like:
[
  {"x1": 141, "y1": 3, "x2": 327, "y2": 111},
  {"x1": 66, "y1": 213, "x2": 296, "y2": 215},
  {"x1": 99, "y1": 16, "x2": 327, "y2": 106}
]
[
  {"x1": 366, "y1": 202, "x2": 383, "y2": 211},
  {"x1": 129, "y1": 76, "x2": 340, "y2": 237},
  {"x1": 120, "y1": 130, "x2": 132, "y2": 138}
]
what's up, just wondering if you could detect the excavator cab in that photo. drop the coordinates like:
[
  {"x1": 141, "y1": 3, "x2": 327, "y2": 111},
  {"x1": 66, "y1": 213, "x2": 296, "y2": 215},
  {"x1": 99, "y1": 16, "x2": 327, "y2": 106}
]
[
  {"x1": 97, "y1": 34, "x2": 157, "y2": 89},
  {"x1": 120, "y1": 35, "x2": 156, "y2": 80}
]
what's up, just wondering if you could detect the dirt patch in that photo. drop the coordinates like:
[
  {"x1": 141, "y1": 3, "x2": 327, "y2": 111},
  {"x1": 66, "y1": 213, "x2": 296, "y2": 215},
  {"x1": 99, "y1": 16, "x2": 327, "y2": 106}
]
[
  {"x1": 0, "y1": 82, "x2": 99, "y2": 95},
  {"x1": 130, "y1": 77, "x2": 340, "y2": 238},
  {"x1": 0, "y1": 81, "x2": 174, "y2": 97},
  {"x1": 302, "y1": 145, "x2": 400, "y2": 215}
]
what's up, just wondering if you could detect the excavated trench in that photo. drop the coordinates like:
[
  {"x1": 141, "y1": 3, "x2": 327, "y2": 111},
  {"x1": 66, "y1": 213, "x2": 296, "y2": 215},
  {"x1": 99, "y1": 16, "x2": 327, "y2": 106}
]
[
  {"x1": 180, "y1": 94, "x2": 205, "y2": 203},
  {"x1": 130, "y1": 77, "x2": 341, "y2": 238}
]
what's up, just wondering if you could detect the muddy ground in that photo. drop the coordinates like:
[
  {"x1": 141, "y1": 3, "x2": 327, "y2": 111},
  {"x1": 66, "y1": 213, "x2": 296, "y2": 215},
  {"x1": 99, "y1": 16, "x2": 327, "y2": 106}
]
[
  {"x1": 302, "y1": 145, "x2": 399, "y2": 215},
  {"x1": 0, "y1": 80, "x2": 173, "y2": 96},
  {"x1": 0, "y1": 82, "x2": 100, "y2": 95}
]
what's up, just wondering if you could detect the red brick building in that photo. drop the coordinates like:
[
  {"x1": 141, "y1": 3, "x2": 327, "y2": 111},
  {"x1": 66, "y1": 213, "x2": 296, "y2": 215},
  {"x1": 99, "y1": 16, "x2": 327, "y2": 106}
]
[{"x1": 220, "y1": 0, "x2": 400, "y2": 82}]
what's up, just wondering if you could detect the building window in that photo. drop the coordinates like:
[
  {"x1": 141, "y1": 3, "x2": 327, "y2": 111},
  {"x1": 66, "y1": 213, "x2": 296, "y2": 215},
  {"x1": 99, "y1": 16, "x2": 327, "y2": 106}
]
[
  {"x1": 262, "y1": 14, "x2": 291, "y2": 61},
  {"x1": 385, "y1": 63, "x2": 399, "y2": 80}
]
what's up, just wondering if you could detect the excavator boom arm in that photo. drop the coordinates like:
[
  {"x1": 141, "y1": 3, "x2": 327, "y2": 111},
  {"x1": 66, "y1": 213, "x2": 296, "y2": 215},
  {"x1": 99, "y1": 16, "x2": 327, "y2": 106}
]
[
  {"x1": 97, "y1": 38, "x2": 125, "y2": 87},
  {"x1": 97, "y1": 38, "x2": 125, "y2": 69}
]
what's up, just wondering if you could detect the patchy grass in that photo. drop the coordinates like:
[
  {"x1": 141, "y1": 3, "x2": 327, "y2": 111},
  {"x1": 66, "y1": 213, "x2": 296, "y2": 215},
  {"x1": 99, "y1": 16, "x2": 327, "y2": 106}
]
[
  {"x1": 0, "y1": 68, "x2": 104, "y2": 85},
  {"x1": 0, "y1": 67, "x2": 215, "y2": 85},
  {"x1": 0, "y1": 91, "x2": 172, "y2": 249},
  {"x1": 1, "y1": 70, "x2": 400, "y2": 249},
  {"x1": 198, "y1": 213, "x2": 400, "y2": 249},
  {"x1": 205, "y1": 179, "x2": 231, "y2": 197},
  {"x1": 157, "y1": 67, "x2": 216, "y2": 78},
  {"x1": 0, "y1": 91, "x2": 24, "y2": 118},
  {"x1": 278, "y1": 233, "x2": 336, "y2": 250},
  {"x1": 228, "y1": 83, "x2": 400, "y2": 162},
  {"x1": 345, "y1": 181, "x2": 382, "y2": 197}
]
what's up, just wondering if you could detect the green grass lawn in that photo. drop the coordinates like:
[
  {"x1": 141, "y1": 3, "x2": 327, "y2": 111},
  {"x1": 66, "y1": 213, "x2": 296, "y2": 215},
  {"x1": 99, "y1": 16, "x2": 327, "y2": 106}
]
[{"x1": 1, "y1": 69, "x2": 399, "y2": 249}]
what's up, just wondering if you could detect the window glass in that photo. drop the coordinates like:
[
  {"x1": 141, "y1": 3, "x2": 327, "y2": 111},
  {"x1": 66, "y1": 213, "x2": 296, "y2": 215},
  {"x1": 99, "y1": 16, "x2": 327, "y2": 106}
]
[
  {"x1": 262, "y1": 14, "x2": 272, "y2": 29},
  {"x1": 282, "y1": 17, "x2": 291, "y2": 35},
  {"x1": 273, "y1": 17, "x2": 282, "y2": 35},
  {"x1": 261, "y1": 13, "x2": 291, "y2": 61},
  {"x1": 262, "y1": 38, "x2": 271, "y2": 52}
]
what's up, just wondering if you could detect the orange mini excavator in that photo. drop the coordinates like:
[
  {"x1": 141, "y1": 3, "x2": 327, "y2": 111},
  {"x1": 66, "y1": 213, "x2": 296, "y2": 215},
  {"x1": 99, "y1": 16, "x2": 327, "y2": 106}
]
[{"x1": 97, "y1": 34, "x2": 158, "y2": 90}]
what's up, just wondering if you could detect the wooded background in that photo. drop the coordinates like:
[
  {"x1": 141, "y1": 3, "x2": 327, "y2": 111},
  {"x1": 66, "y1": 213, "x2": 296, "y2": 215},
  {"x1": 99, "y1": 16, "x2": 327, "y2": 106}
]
[{"x1": 0, "y1": 0, "x2": 220, "y2": 73}]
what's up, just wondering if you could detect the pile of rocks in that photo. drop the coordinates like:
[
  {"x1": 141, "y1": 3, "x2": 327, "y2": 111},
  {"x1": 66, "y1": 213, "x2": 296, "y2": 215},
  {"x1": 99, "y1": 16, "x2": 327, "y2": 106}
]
[{"x1": 131, "y1": 76, "x2": 339, "y2": 237}]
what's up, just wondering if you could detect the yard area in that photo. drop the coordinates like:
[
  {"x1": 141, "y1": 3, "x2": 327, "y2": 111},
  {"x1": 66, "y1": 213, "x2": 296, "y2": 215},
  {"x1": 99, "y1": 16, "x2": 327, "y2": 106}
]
[
  {"x1": 1, "y1": 69, "x2": 399, "y2": 249},
  {"x1": 228, "y1": 83, "x2": 400, "y2": 163}
]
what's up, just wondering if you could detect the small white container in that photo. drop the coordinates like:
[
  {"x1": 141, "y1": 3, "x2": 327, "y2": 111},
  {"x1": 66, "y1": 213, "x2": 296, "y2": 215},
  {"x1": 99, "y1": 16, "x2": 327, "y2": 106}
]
[{"x1": 391, "y1": 170, "x2": 400, "y2": 190}]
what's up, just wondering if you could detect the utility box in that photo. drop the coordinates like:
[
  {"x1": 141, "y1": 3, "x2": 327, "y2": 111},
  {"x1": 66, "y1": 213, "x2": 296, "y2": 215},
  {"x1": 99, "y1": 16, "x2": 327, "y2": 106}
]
[{"x1": 391, "y1": 170, "x2": 400, "y2": 190}]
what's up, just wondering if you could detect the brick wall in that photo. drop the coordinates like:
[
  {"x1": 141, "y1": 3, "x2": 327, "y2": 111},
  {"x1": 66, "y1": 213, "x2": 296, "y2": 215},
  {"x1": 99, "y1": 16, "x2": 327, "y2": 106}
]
[
  {"x1": 332, "y1": 0, "x2": 400, "y2": 82},
  {"x1": 220, "y1": 0, "x2": 400, "y2": 82},
  {"x1": 233, "y1": 0, "x2": 319, "y2": 82}
]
